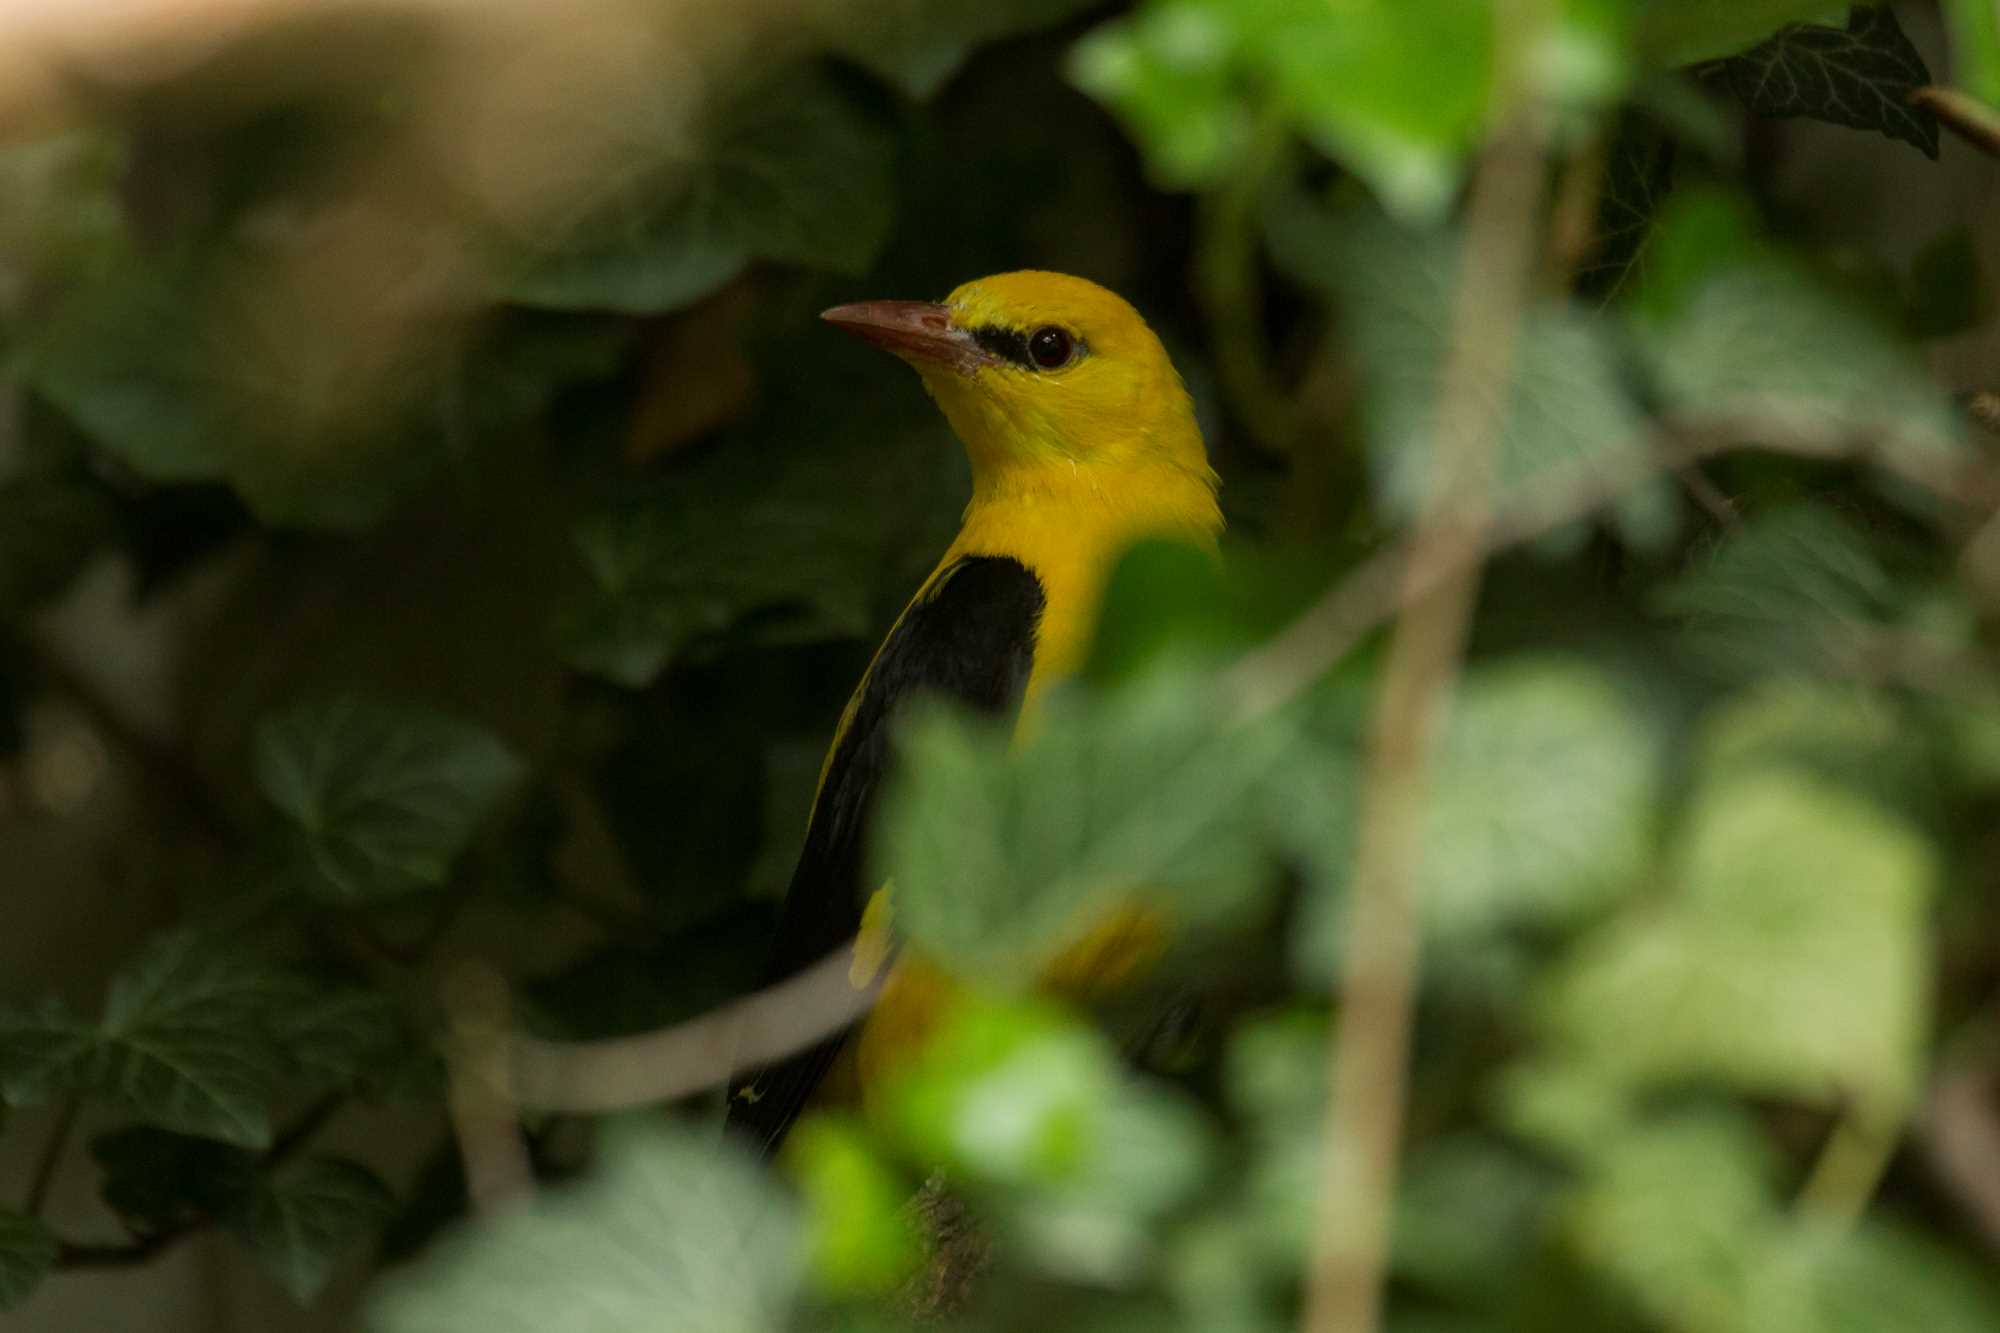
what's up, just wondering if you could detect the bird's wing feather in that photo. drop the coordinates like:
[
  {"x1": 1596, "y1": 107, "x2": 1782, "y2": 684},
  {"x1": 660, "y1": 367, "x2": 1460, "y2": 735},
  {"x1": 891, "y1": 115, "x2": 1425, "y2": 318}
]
[{"x1": 726, "y1": 554, "x2": 1045, "y2": 1153}]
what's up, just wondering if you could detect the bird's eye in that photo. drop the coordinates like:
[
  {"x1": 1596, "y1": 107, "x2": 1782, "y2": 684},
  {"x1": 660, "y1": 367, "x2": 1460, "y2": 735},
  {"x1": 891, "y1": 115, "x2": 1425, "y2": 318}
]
[{"x1": 1028, "y1": 325, "x2": 1076, "y2": 369}]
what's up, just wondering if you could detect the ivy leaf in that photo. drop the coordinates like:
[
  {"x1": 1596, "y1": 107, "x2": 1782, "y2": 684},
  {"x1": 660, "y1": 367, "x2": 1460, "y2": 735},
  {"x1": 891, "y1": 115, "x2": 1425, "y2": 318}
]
[
  {"x1": 815, "y1": 0, "x2": 1098, "y2": 98},
  {"x1": 367, "y1": 1119, "x2": 801, "y2": 1333},
  {"x1": 253, "y1": 696, "x2": 525, "y2": 905},
  {"x1": 876, "y1": 671, "x2": 1294, "y2": 984},
  {"x1": 89, "y1": 1126, "x2": 258, "y2": 1237},
  {"x1": 1724, "y1": 8, "x2": 1939, "y2": 159},
  {"x1": 505, "y1": 68, "x2": 894, "y2": 314},
  {"x1": 1578, "y1": 110, "x2": 1678, "y2": 305},
  {"x1": 1655, "y1": 503, "x2": 1900, "y2": 678},
  {"x1": 225, "y1": 1155, "x2": 396, "y2": 1303},
  {"x1": 0, "y1": 1211, "x2": 57, "y2": 1312},
  {"x1": 1541, "y1": 768, "x2": 1935, "y2": 1111},
  {"x1": 272, "y1": 987, "x2": 429, "y2": 1096},
  {"x1": 1, "y1": 931, "x2": 297, "y2": 1146}
]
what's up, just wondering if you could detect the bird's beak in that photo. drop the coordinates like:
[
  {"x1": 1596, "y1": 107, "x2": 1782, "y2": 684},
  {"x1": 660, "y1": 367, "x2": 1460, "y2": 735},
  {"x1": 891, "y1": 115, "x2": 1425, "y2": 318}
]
[{"x1": 821, "y1": 301, "x2": 991, "y2": 374}]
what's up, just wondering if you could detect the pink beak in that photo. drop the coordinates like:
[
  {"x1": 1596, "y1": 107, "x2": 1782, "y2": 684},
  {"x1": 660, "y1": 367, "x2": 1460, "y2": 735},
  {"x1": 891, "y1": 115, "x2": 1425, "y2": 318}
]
[{"x1": 821, "y1": 300, "x2": 993, "y2": 374}]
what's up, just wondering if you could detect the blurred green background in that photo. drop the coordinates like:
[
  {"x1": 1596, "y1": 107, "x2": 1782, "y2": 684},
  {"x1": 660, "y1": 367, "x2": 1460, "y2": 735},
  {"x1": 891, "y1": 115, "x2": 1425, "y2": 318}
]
[{"x1": 3, "y1": 1, "x2": 2000, "y2": 1331}]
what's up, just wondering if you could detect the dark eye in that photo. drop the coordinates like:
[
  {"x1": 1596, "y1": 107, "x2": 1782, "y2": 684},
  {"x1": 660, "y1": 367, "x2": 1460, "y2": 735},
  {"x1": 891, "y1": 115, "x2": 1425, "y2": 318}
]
[{"x1": 1028, "y1": 325, "x2": 1075, "y2": 369}]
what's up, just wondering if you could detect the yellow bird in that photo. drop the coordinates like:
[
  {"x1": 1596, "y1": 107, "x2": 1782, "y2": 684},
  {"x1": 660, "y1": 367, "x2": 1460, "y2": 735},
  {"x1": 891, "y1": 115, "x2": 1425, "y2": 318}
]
[{"x1": 727, "y1": 271, "x2": 1221, "y2": 1152}]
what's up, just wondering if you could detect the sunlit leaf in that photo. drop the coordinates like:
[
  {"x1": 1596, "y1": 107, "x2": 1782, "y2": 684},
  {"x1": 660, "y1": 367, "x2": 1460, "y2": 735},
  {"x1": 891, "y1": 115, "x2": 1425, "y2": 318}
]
[
  {"x1": 254, "y1": 696, "x2": 525, "y2": 905},
  {"x1": 226, "y1": 1155, "x2": 396, "y2": 1303},
  {"x1": 368, "y1": 1119, "x2": 800, "y2": 1333},
  {"x1": 1944, "y1": 0, "x2": 2000, "y2": 104},
  {"x1": 0, "y1": 1211, "x2": 56, "y2": 1312},
  {"x1": 786, "y1": 1116, "x2": 922, "y2": 1297},
  {"x1": 1636, "y1": 1, "x2": 1845, "y2": 67},
  {"x1": 1541, "y1": 768, "x2": 1935, "y2": 1109}
]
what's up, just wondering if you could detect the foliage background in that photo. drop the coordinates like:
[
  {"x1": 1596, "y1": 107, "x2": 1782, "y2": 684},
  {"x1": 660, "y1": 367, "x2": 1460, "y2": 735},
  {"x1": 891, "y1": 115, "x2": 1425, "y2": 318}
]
[{"x1": 2, "y1": 1, "x2": 1999, "y2": 1331}]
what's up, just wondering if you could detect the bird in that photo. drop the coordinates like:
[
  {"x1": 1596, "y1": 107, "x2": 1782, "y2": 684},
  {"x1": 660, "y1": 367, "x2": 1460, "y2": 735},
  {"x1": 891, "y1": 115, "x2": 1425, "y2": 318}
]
[{"x1": 726, "y1": 270, "x2": 1222, "y2": 1154}]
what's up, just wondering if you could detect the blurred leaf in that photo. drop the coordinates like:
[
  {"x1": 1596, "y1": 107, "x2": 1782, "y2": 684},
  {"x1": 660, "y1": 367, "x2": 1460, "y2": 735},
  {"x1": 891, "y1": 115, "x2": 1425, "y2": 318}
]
[
  {"x1": 1906, "y1": 228, "x2": 1987, "y2": 340},
  {"x1": 1074, "y1": 0, "x2": 1497, "y2": 219},
  {"x1": 1944, "y1": 0, "x2": 2000, "y2": 104},
  {"x1": 225, "y1": 1155, "x2": 396, "y2": 1303},
  {"x1": 1692, "y1": 680, "x2": 1935, "y2": 819},
  {"x1": 368, "y1": 1118, "x2": 801, "y2": 1333},
  {"x1": 1289, "y1": 658, "x2": 1659, "y2": 981},
  {"x1": 26, "y1": 256, "x2": 444, "y2": 530},
  {"x1": 272, "y1": 987, "x2": 428, "y2": 1096},
  {"x1": 817, "y1": 0, "x2": 1099, "y2": 98},
  {"x1": 787, "y1": 1116, "x2": 922, "y2": 1296},
  {"x1": 0, "y1": 1211, "x2": 56, "y2": 1312},
  {"x1": 1633, "y1": 191, "x2": 1963, "y2": 455},
  {"x1": 1541, "y1": 768, "x2": 1935, "y2": 1109},
  {"x1": 91, "y1": 1126, "x2": 258, "y2": 1234},
  {"x1": 1637, "y1": 1, "x2": 1848, "y2": 67},
  {"x1": 0, "y1": 473, "x2": 115, "y2": 614},
  {"x1": 1270, "y1": 205, "x2": 1656, "y2": 537},
  {"x1": 0, "y1": 131, "x2": 126, "y2": 302},
  {"x1": 506, "y1": 69, "x2": 894, "y2": 315},
  {"x1": 0, "y1": 931, "x2": 299, "y2": 1146},
  {"x1": 1394, "y1": 1136, "x2": 1556, "y2": 1299},
  {"x1": 877, "y1": 672, "x2": 1292, "y2": 983},
  {"x1": 1564, "y1": 1108, "x2": 1776, "y2": 1332},
  {"x1": 1085, "y1": 539, "x2": 1333, "y2": 685},
  {"x1": 254, "y1": 696, "x2": 525, "y2": 905},
  {"x1": 1723, "y1": 8, "x2": 1939, "y2": 159},
  {"x1": 1783, "y1": 1221, "x2": 2000, "y2": 1333},
  {"x1": 1655, "y1": 503, "x2": 1899, "y2": 677}
]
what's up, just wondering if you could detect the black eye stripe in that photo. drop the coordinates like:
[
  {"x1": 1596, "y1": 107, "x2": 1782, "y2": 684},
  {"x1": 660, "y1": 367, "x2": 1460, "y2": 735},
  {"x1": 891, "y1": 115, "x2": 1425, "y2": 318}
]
[{"x1": 969, "y1": 323, "x2": 1082, "y2": 370}]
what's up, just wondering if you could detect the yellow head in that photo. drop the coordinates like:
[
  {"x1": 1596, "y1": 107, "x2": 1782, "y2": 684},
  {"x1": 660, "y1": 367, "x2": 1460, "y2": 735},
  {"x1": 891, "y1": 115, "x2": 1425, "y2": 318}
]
[{"x1": 822, "y1": 271, "x2": 1217, "y2": 500}]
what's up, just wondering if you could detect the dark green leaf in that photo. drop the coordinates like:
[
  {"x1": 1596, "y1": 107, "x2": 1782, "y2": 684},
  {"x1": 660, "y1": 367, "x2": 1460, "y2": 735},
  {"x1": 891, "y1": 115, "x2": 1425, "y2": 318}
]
[
  {"x1": 1724, "y1": 8, "x2": 1939, "y2": 159},
  {"x1": 0, "y1": 1211, "x2": 56, "y2": 1312},
  {"x1": 367, "y1": 1119, "x2": 801, "y2": 1333},
  {"x1": 817, "y1": 0, "x2": 1098, "y2": 98},
  {"x1": 254, "y1": 696, "x2": 525, "y2": 904},
  {"x1": 226, "y1": 1155, "x2": 396, "y2": 1302},
  {"x1": 1578, "y1": 110, "x2": 1678, "y2": 304},
  {"x1": 1394, "y1": 1137, "x2": 1556, "y2": 1299},
  {"x1": 505, "y1": 69, "x2": 894, "y2": 314},
  {"x1": 90, "y1": 1126, "x2": 259, "y2": 1234},
  {"x1": 271, "y1": 987, "x2": 428, "y2": 1096}
]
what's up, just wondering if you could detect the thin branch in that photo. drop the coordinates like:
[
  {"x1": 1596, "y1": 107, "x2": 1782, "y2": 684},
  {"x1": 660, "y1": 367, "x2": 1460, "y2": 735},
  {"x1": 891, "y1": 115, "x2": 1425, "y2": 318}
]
[
  {"x1": 444, "y1": 961, "x2": 534, "y2": 1213},
  {"x1": 1912, "y1": 86, "x2": 2000, "y2": 159},
  {"x1": 509, "y1": 937, "x2": 882, "y2": 1113},
  {"x1": 1795, "y1": 1099, "x2": 1901, "y2": 1227},
  {"x1": 23, "y1": 1095, "x2": 82, "y2": 1218},
  {"x1": 1301, "y1": 105, "x2": 1555, "y2": 1333},
  {"x1": 1923, "y1": 1066, "x2": 2000, "y2": 1251}
]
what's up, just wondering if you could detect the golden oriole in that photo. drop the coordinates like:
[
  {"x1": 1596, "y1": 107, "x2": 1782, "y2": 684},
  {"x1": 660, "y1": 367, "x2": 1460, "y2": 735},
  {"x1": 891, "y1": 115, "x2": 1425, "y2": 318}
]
[{"x1": 727, "y1": 271, "x2": 1221, "y2": 1152}]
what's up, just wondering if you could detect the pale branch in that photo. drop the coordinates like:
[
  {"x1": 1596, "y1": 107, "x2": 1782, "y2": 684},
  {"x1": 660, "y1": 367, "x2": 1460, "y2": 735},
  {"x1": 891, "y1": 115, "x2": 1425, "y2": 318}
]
[
  {"x1": 1923, "y1": 1066, "x2": 2000, "y2": 1252},
  {"x1": 444, "y1": 962, "x2": 535, "y2": 1214},
  {"x1": 1301, "y1": 96, "x2": 1556, "y2": 1333},
  {"x1": 508, "y1": 937, "x2": 882, "y2": 1113},
  {"x1": 1912, "y1": 86, "x2": 2000, "y2": 159}
]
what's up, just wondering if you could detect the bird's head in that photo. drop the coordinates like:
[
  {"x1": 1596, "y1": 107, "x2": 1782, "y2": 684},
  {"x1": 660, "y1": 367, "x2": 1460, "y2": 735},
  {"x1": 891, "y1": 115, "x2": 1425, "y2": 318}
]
[{"x1": 822, "y1": 271, "x2": 1213, "y2": 495}]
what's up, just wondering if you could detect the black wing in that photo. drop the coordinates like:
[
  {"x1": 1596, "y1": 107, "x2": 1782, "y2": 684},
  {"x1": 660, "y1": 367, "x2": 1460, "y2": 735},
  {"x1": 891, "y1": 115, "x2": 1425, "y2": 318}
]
[{"x1": 726, "y1": 555, "x2": 1045, "y2": 1153}]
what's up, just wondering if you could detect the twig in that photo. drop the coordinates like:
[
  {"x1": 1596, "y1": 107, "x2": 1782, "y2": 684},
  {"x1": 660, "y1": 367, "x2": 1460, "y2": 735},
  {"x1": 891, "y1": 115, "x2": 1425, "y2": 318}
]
[
  {"x1": 1301, "y1": 100, "x2": 1555, "y2": 1333},
  {"x1": 1923, "y1": 1067, "x2": 2000, "y2": 1250},
  {"x1": 1912, "y1": 86, "x2": 2000, "y2": 159},
  {"x1": 1795, "y1": 1099, "x2": 1900, "y2": 1227},
  {"x1": 23, "y1": 1095, "x2": 82, "y2": 1218},
  {"x1": 509, "y1": 937, "x2": 882, "y2": 1113},
  {"x1": 444, "y1": 961, "x2": 534, "y2": 1213},
  {"x1": 1676, "y1": 463, "x2": 1739, "y2": 525}
]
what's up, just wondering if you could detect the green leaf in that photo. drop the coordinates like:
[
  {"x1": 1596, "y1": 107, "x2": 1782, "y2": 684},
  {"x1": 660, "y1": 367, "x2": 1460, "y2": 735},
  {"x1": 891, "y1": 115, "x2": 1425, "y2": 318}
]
[
  {"x1": 26, "y1": 255, "x2": 444, "y2": 531},
  {"x1": 0, "y1": 473, "x2": 115, "y2": 615},
  {"x1": 368, "y1": 1118, "x2": 801, "y2": 1333},
  {"x1": 253, "y1": 696, "x2": 525, "y2": 904},
  {"x1": 1394, "y1": 1137, "x2": 1556, "y2": 1299},
  {"x1": 1723, "y1": 8, "x2": 1939, "y2": 159},
  {"x1": 1944, "y1": 0, "x2": 2000, "y2": 104},
  {"x1": 91, "y1": 1126, "x2": 259, "y2": 1234},
  {"x1": 1269, "y1": 206, "x2": 1659, "y2": 539},
  {"x1": 1692, "y1": 680, "x2": 1936, "y2": 820},
  {"x1": 787, "y1": 1116, "x2": 922, "y2": 1297},
  {"x1": 1636, "y1": 1, "x2": 1843, "y2": 67},
  {"x1": 876, "y1": 671, "x2": 1292, "y2": 983},
  {"x1": 271, "y1": 987, "x2": 428, "y2": 1096},
  {"x1": 1633, "y1": 192, "x2": 1964, "y2": 456},
  {"x1": 505, "y1": 68, "x2": 894, "y2": 314},
  {"x1": 1655, "y1": 503, "x2": 1900, "y2": 677},
  {"x1": 225, "y1": 1155, "x2": 396, "y2": 1303},
  {"x1": 1578, "y1": 110, "x2": 1678, "y2": 304},
  {"x1": 1288, "y1": 659, "x2": 1660, "y2": 980},
  {"x1": 0, "y1": 1211, "x2": 56, "y2": 1312},
  {"x1": 2, "y1": 931, "x2": 297, "y2": 1146},
  {"x1": 1540, "y1": 768, "x2": 1935, "y2": 1110},
  {"x1": 816, "y1": 0, "x2": 1099, "y2": 98},
  {"x1": 1069, "y1": 3, "x2": 1255, "y2": 190},
  {"x1": 0, "y1": 131, "x2": 126, "y2": 297}
]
